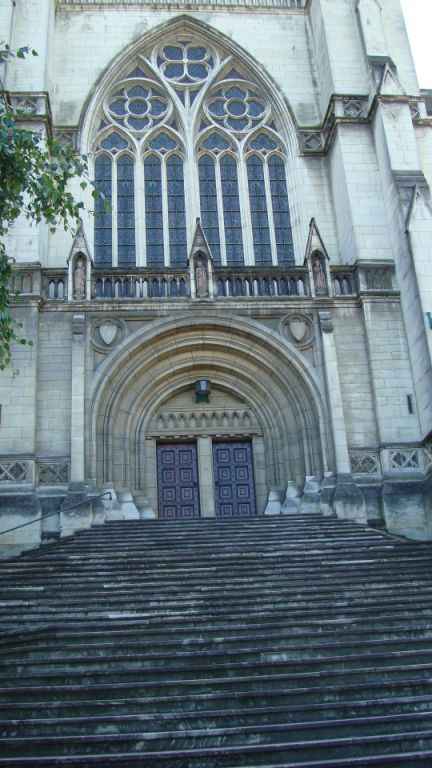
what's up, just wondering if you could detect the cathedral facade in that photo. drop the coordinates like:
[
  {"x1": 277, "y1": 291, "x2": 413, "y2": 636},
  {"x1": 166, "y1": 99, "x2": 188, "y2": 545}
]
[{"x1": 1, "y1": 0, "x2": 432, "y2": 554}]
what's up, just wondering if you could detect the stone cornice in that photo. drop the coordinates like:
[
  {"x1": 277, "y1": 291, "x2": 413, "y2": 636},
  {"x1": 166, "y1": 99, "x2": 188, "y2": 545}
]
[
  {"x1": 299, "y1": 92, "x2": 432, "y2": 156},
  {"x1": 57, "y1": 0, "x2": 309, "y2": 11}
]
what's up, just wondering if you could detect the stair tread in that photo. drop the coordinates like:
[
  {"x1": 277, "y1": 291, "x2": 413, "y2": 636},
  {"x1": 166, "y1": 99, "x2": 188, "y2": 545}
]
[{"x1": 1, "y1": 515, "x2": 432, "y2": 766}]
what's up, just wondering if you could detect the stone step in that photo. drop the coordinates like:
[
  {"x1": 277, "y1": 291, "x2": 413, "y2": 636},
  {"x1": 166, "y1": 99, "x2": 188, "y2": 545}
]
[
  {"x1": 2, "y1": 586, "x2": 432, "y2": 617},
  {"x1": 0, "y1": 750, "x2": 431, "y2": 767},
  {"x1": 1, "y1": 678, "x2": 431, "y2": 719},
  {"x1": 3, "y1": 572, "x2": 432, "y2": 597},
  {"x1": 2, "y1": 599, "x2": 432, "y2": 630},
  {"x1": 62, "y1": 536, "x2": 381, "y2": 547},
  {"x1": 4, "y1": 622, "x2": 432, "y2": 659},
  {"x1": 1, "y1": 515, "x2": 431, "y2": 765},
  {"x1": 2, "y1": 554, "x2": 431, "y2": 573},
  {"x1": 4, "y1": 583, "x2": 432, "y2": 612},
  {"x1": 4, "y1": 587, "x2": 432, "y2": 618},
  {"x1": 3, "y1": 701, "x2": 432, "y2": 738},
  {"x1": 2, "y1": 661, "x2": 432, "y2": 699},
  {"x1": 1, "y1": 728, "x2": 432, "y2": 763},
  {"x1": 5, "y1": 646, "x2": 432, "y2": 679},
  {"x1": 3, "y1": 611, "x2": 432, "y2": 644},
  {"x1": 5, "y1": 633, "x2": 432, "y2": 664},
  {"x1": 2, "y1": 558, "x2": 431, "y2": 582}
]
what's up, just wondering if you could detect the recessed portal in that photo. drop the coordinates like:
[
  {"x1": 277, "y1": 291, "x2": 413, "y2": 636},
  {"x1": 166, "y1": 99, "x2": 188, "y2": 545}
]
[{"x1": 157, "y1": 442, "x2": 200, "y2": 519}]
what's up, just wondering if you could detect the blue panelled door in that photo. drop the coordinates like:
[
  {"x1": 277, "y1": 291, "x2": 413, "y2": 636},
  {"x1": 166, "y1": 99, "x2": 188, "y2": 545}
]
[
  {"x1": 157, "y1": 443, "x2": 200, "y2": 519},
  {"x1": 213, "y1": 440, "x2": 257, "y2": 518}
]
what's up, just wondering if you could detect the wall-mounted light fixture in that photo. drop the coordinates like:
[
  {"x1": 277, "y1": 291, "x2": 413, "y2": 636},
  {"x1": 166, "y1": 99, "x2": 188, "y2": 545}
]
[{"x1": 195, "y1": 379, "x2": 210, "y2": 404}]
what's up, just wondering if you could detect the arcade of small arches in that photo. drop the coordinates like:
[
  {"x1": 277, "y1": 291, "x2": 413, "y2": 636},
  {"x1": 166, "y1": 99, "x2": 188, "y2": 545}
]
[{"x1": 91, "y1": 32, "x2": 295, "y2": 271}]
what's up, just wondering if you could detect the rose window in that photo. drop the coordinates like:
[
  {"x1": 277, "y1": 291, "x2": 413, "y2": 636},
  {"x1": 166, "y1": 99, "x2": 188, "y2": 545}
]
[
  {"x1": 205, "y1": 86, "x2": 267, "y2": 132},
  {"x1": 107, "y1": 84, "x2": 170, "y2": 133},
  {"x1": 157, "y1": 44, "x2": 214, "y2": 85}
]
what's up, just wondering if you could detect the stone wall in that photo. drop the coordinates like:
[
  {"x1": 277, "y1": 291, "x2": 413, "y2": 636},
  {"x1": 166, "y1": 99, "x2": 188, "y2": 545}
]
[{"x1": 36, "y1": 313, "x2": 72, "y2": 457}]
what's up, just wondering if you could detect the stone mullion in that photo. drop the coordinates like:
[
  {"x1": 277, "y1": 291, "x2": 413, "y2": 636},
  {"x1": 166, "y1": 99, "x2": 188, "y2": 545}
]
[
  {"x1": 111, "y1": 158, "x2": 118, "y2": 268},
  {"x1": 263, "y1": 158, "x2": 278, "y2": 266},
  {"x1": 239, "y1": 155, "x2": 254, "y2": 266},
  {"x1": 215, "y1": 157, "x2": 227, "y2": 267},
  {"x1": 161, "y1": 156, "x2": 170, "y2": 268},
  {"x1": 135, "y1": 153, "x2": 146, "y2": 267},
  {"x1": 197, "y1": 437, "x2": 215, "y2": 518},
  {"x1": 185, "y1": 136, "x2": 199, "y2": 256}
]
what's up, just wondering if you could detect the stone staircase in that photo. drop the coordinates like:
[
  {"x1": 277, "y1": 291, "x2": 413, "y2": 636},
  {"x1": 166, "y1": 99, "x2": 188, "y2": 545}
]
[{"x1": 0, "y1": 515, "x2": 432, "y2": 765}]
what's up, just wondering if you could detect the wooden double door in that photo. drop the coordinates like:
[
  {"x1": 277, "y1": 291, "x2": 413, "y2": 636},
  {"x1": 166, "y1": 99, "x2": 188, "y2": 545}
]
[
  {"x1": 212, "y1": 441, "x2": 256, "y2": 518},
  {"x1": 157, "y1": 440, "x2": 256, "y2": 520}
]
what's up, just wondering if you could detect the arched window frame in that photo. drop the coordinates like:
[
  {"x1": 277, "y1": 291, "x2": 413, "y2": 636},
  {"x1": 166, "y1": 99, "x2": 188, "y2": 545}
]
[
  {"x1": 243, "y1": 128, "x2": 292, "y2": 267},
  {"x1": 93, "y1": 128, "x2": 136, "y2": 267},
  {"x1": 90, "y1": 34, "x2": 296, "y2": 269},
  {"x1": 196, "y1": 127, "x2": 247, "y2": 267},
  {"x1": 142, "y1": 128, "x2": 187, "y2": 267}
]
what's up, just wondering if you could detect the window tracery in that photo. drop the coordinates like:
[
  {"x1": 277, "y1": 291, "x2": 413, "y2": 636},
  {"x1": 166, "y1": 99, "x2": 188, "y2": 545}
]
[
  {"x1": 205, "y1": 85, "x2": 267, "y2": 133},
  {"x1": 92, "y1": 37, "x2": 294, "y2": 269}
]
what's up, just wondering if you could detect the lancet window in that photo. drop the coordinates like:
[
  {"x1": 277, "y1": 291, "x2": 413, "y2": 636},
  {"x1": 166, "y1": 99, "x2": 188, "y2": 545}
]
[{"x1": 92, "y1": 38, "x2": 294, "y2": 268}]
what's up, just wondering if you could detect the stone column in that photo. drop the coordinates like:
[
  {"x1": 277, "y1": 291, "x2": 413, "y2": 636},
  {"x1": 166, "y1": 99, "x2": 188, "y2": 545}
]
[
  {"x1": 70, "y1": 314, "x2": 86, "y2": 482},
  {"x1": 198, "y1": 436, "x2": 215, "y2": 518},
  {"x1": 319, "y1": 311, "x2": 351, "y2": 475},
  {"x1": 143, "y1": 438, "x2": 158, "y2": 517},
  {"x1": 319, "y1": 311, "x2": 366, "y2": 523},
  {"x1": 252, "y1": 436, "x2": 267, "y2": 515}
]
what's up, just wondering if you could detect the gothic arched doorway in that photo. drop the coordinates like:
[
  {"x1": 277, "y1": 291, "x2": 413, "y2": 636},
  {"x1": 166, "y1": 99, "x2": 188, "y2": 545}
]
[{"x1": 89, "y1": 315, "x2": 330, "y2": 518}]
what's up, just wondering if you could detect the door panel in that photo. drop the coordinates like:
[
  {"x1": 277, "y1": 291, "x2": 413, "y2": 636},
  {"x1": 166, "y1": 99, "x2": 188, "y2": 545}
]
[
  {"x1": 213, "y1": 441, "x2": 257, "y2": 518},
  {"x1": 157, "y1": 443, "x2": 200, "y2": 519}
]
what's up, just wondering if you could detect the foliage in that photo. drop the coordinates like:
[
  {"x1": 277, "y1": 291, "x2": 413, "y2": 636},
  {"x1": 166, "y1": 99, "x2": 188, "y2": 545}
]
[{"x1": 0, "y1": 43, "x2": 96, "y2": 369}]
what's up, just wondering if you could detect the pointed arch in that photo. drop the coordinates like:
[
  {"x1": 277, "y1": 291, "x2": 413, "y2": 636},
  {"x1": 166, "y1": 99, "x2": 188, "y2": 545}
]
[
  {"x1": 79, "y1": 16, "x2": 299, "y2": 158},
  {"x1": 81, "y1": 16, "x2": 304, "y2": 267},
  {"x1": 88, "y1": 315, "x2": 332, "y2": 496}
]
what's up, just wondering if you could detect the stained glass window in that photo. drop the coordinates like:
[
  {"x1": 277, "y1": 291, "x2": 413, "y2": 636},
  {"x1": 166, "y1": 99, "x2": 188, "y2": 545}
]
[
  {"x1": 199, "y1": 155, "x2": 221, "y2": 264},
  {"x1": 93, "y1": 40, "x2": 296, "y2": 269},
  {"x1": 144, "y1": 155, "x2": 164, "y2": 266},
  {"x1": 108, "y1": 86, "x2": 169, "y2": 134},
  {"x1": 158, "y1": 43, "x2": 213, "y2": 85},
  {"x1": 167, "y1": 155, "x2": 187, "y2": 266},
  {"x1": 220, "y1": 155, "x2": 244, "y2": 265},
  {"x1": 100, "y1": 133, "x2": 128, "y2": 151},
  {"x1": 94, "y1": 154, "x2": 112, "y2": 265},
  {"x1": 206, "y1": 86, "x2": 266, "y2": 133},
  {"x1": 268, "y1": 155, "x2": 294, "y2": 265},
  {"x1": 247, "y1": 155, "x2": 272, "y2": 265},
  {"x1": 117, "y1": 155, "x2": 136, "y2": 266}
]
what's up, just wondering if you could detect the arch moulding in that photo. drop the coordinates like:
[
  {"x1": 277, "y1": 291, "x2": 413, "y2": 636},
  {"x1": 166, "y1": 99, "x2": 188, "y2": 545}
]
[{"x1": 88, "y1": 314, "x2": 333, "y2": 500}]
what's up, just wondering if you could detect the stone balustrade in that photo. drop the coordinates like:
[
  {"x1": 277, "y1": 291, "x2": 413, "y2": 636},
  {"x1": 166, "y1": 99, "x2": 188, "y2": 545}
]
[
  {"x1": 214, "y1": 268, "x2": 309, "y2": 298},
  {"x1": 10, "y1": 263, "x2": 397, "y2": 303},
  {"x1": 93, "y1": 270, "x2": 190, "y2": 300}
]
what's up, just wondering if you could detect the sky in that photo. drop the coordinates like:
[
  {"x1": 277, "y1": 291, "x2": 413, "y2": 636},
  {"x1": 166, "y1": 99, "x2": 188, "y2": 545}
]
[{"x1": 401, "y1": 0, "x2": 432, "y2": 87}]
